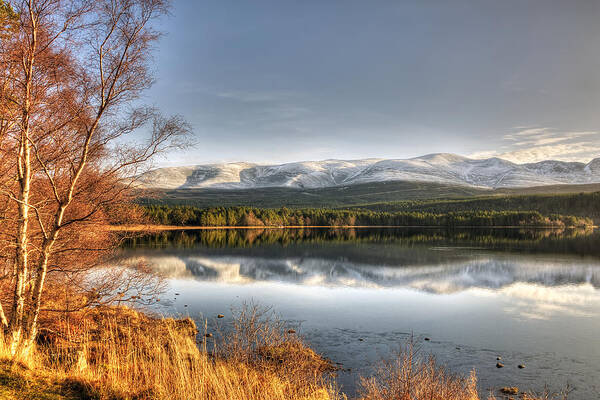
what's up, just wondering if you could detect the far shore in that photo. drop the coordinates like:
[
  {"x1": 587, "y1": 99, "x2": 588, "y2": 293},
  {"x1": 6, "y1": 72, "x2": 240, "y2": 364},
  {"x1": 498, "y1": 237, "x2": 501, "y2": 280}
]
[{"x1": 105, "y1": 224, "x2": 595, "y2": 232}]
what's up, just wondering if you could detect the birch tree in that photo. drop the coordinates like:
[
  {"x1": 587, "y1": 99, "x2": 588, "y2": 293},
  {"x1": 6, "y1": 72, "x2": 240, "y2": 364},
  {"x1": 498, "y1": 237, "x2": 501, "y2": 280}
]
[{"x1": 0, "y1": 0, "x2": 189, "y2": 354}]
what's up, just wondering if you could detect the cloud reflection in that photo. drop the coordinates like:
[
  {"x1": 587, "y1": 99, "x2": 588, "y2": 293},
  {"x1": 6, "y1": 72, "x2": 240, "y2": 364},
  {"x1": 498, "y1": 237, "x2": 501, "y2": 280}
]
[
  {"x1": 496, "y1": 283, "x2": 599, "y2": 320},
  {"x1": 120, "y1": 253, "x2": 600, "y2": 293}
]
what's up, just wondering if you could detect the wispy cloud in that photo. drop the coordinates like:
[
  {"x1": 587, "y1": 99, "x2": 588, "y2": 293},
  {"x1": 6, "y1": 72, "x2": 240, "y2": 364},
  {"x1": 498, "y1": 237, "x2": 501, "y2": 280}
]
[
  {"x1": 216, "y1": 90, "x2": 296, "y2": 103},
  {"x1": 470, "y1": 127, "x2": 600, "y2": 163}
]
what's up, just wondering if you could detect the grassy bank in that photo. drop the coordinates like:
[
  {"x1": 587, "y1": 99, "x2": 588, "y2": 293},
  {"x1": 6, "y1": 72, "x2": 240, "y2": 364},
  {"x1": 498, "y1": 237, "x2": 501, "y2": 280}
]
[
  {"x1": 0, "y1": 306, "x2": 339, "y2": 400},
  {"x1": 0, "y1": 306, "x2": 565, "y2": 400}
]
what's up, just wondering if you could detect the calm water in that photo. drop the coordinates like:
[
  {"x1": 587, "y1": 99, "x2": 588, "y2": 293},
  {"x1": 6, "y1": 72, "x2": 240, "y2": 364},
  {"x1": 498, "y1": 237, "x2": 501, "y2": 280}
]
[{"x1": 117, "y1": 228, "x2": 600, "y2": 398}]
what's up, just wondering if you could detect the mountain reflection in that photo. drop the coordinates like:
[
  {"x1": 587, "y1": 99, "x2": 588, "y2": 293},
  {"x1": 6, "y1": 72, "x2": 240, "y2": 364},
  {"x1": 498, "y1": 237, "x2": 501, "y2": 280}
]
[{"x1": 117, "y1": 227, "x2": 600, "y2": 294}]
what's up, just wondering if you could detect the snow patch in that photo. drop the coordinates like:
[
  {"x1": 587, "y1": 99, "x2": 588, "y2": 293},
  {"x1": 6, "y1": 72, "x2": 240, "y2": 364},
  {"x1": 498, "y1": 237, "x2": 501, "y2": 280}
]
[{"x1": 136, "y1": 154, "x2": 600, "y2": 190}]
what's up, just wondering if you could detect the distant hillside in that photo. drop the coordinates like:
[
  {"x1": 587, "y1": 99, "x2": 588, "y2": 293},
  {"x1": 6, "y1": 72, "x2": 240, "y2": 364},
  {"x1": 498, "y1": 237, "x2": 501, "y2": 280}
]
[
  {"x1": 137, "y1": 153, "x2": 600, "y2": 190},
  {"x1": 138, "y1": 180, "x2": 492, "y2": 208},
  {"x1": 354, "y1": 191, "x2": 600, "y2": 222},
  {"x1": 138, "y1": 180, "x2": 600, "y2": 209}
]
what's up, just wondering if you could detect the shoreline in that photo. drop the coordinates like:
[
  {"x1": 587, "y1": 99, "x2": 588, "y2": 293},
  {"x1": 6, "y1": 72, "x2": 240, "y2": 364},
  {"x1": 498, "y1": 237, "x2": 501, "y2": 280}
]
[
  {"x1": 0, "y1": 305, "x2": 547, "y2": 400},
  {"x1": 105, "y1": 224, "x2": 596, "y2": 232}
]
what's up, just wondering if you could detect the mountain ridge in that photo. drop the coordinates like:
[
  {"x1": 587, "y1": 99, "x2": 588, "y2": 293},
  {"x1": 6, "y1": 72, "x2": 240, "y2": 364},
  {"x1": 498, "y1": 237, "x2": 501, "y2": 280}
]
[{"x1": 138, "y1": 153, "x2": 600, "y2": 190}]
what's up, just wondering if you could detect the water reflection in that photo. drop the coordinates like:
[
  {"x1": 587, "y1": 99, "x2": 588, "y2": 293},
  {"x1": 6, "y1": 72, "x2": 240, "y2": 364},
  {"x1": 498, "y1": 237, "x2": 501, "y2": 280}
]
[
  {"x1": 119, "y1": 228, "x2": 600, "y2": 294},
  {"x1": 120, "y1": 253, "x2": 600, "y2": 292},
  {"x1": 496, "y1": 283, "x2": 599, "y2": 320},
  {"x1": 116, "y1": 228, "x2": 600, "y2": 398},
  {"x1": 123, "y1": 227, "x2": 600, "y2": 258}
]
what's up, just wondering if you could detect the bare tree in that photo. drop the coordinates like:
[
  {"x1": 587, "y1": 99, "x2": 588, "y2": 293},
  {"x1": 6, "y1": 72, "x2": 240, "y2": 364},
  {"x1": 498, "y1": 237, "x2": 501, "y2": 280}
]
[{"x1": 0, "y1": 0, "x2": 190, "y2": 354}]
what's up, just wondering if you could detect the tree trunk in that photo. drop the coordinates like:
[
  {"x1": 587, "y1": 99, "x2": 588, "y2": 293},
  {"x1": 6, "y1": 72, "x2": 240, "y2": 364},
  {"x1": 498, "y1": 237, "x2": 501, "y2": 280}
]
[
  {"x1": 0, "y1": 301, "x2": 8, "y2": 330},
  {"x1": 8, "y1": 133, "x2": 31, "y2": 353},
  {"x1": 7, "y1": 8, "x2": 36, "y2": 354},
  {"x1": 24, "y1": 204, "x2": 65, "y2": 345},
  {"x1": 24, "y1": 236, "x2": 56, "y2": 345}
]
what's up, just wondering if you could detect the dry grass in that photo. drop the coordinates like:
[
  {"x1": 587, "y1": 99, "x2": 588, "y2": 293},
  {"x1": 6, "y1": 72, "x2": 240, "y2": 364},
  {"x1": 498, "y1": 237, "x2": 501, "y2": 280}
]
[
  {"x1": 357, "y1": 343, "x2": 479, "y2": 400},
  {"x1": 0, "y1": 305, "x2": 341, "y2": 400},
  {"x1": 0, "y1": 306, "x2": 568, "y2": 400},
  {"x1": 217, "y1": 304, "x2": 339, "y2": 383},
  {"x1": 357, "y1": 343, "x2": 568, "y2": 400}
]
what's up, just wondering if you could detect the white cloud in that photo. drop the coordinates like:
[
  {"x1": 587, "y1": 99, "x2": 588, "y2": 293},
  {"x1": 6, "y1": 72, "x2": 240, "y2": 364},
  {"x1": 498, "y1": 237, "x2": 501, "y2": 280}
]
[
  {"x1": 470, "y1": 127, "x2": 600, "y2": 163},
  {"x1": 216, "y1": 90, "x2": 295, "y2": 103},
  {"x1": 510, "y1": 127, "x2": 550, "y2": 137},
  {"x1": 513, "y1": 136, "x2": 572, "y2": 147},
  {"x1": 494, "y1": 143, "x2": 600, "y2": 163}
]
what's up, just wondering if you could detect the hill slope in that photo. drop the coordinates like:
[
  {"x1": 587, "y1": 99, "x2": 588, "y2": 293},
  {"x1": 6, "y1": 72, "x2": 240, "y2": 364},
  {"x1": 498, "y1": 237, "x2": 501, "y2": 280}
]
[
  {"x1": 138, "y1": 181, "x2": 600, "y2": 209},
  {"x1": 138, "y1": 153, "x2": 600, "y2": 190},
  {"x1": 139, "y1": 181, "x2": 492, "y2": 208}
]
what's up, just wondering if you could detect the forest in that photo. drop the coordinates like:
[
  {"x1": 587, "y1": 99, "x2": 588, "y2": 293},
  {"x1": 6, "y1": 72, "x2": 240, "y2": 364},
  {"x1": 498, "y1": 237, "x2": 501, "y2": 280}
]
[
  {"x1": 356, "y1": 191, "x2": 600, "y2": 220},
  {"x1": 144, "y1": 205, "x2": 594, "y2": 228}
]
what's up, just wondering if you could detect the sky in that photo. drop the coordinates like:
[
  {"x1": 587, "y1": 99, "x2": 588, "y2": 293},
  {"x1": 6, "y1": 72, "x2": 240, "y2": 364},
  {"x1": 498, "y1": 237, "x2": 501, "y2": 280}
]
[{"x1": 147, "y1": 0, "x2": 600, "y2": 166}]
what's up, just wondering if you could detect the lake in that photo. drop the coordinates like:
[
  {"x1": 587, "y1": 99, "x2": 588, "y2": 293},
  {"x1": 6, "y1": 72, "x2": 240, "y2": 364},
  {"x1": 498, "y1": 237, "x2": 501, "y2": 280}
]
[{"x1": 116, "y1": 228, "x2": 600, "y2": 398}]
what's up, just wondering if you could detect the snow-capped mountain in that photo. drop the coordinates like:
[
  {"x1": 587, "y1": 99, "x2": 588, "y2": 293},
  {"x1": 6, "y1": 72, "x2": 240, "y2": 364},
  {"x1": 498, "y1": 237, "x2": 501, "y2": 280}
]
[{"x1": 137, "y1": 153, "x2": 600, "y2": 190}]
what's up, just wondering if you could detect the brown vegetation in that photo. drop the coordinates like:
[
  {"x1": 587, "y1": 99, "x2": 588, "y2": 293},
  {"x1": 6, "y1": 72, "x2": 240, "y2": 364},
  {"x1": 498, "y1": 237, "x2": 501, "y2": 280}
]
[
  {"x1": 358, "y1": 345, "x2": 479, "y2": 400},
  {"x1": 0, "y1": 0, "x2": 190, "y2": 355},
  {"x1": 0, "y1": 305, "x2": 342, "y2": 400},
  {"x1": 0, "y1": 303, "x2": 566, "y2": 400}
]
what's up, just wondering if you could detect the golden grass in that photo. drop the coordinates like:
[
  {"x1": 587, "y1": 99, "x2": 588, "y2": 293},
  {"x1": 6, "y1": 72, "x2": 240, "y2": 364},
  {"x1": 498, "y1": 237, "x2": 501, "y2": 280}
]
[
  {"x1": 0, "y1": 305, "x2": 342, "y2": 400},
  {"x1": 0, "y1": 306, "x2": 567, "y2": 400}
]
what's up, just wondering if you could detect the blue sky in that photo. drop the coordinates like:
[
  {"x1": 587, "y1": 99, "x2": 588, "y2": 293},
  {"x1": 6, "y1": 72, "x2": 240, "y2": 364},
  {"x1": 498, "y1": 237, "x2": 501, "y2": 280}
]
[{"x1": 147, "y1": 0, "x2": 600, "y2": 166}]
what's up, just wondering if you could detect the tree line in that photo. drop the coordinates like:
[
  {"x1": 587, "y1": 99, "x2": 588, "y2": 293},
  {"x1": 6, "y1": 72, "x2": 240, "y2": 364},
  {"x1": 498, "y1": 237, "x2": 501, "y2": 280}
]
[
  {"x1": 144, "y1": 205, "x2": 594, "y2": 228},
  {"x1": 357, "y1": 192, "x2": 600, "y2": 221}
]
